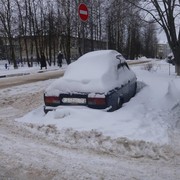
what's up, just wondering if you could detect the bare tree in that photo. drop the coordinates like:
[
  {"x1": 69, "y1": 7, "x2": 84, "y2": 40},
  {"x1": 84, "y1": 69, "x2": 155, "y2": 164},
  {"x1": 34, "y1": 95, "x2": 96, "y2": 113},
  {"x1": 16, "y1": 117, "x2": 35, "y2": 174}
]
[
  {"x1": 143, "y1": 21, "x2": 158, "y2": 58},
  {"x1": 125, "y1": 1, "x2": 142, "y2": 59},
  {"x1": 15, "y1": 0, "x2": 31, "y2": 67},
  {"x1": 106, "y1": 0, "x2": 126, "y2": 51},
  {"x1": 105, "y1": 0, "x2": 147, "y2": 59},
  {"x1": 0, "y1": 0, "x2": 18, "y2": 68},
  {"x1": 56, "y1": 0, "x2": 76, "y2": 64},
  {"x1": 128, "y1": 0, "x2": 180, "y2": 75}
]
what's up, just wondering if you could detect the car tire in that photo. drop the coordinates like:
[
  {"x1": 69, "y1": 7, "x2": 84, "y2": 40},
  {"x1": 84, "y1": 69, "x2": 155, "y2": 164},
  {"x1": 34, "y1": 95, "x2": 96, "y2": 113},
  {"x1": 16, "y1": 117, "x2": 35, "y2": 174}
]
[
  {"x1": 133, "y1": 82, "x2": 137, "y2": 97},
  {"x1": 44, "y1": 106, "x2": 49, "y2": 114},
  {"x1": 117, "y1": 96, "x2": 123, "y2": 110}
]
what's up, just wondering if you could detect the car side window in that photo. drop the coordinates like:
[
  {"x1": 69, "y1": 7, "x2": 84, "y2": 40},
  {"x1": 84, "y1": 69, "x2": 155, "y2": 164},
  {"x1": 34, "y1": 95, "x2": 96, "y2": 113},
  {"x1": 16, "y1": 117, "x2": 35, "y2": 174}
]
[{"x1": 118, "y1": 62, "x2": 130, "y2": 70}]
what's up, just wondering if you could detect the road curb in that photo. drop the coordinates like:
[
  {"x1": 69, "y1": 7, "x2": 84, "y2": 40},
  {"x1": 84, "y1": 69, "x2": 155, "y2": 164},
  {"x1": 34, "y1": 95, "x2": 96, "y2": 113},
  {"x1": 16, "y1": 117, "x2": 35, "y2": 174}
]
[
  {"x1": 0, "y1": 73, "x2": 30, "y2": 79},
  {"x1": 0, "y1": 68, "x2": 61, "y2": 79},
  {"x1": 0, "y1": 75, "x2": 6, "y2": 78}
]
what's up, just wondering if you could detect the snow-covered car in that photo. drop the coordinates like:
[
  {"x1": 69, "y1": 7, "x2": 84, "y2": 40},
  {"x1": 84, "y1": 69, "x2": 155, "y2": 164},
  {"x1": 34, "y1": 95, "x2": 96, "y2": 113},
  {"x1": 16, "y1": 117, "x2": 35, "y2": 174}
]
[{"x1": 44, "y1": 50, "x2": 137, "y2": 113}]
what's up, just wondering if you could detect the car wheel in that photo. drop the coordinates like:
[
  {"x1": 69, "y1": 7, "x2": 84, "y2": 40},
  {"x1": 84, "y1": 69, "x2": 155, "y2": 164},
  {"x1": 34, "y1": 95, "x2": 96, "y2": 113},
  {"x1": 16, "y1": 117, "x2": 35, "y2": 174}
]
[
  {"x1": 44, "y1": 106, "x2": 49, "y2": 114},
  {"x1": 117, "y1": 96, "x2": 123, "y2": 110},
  {"x1": 133, "y1": 82, "x2": 137, "y2": 97}
]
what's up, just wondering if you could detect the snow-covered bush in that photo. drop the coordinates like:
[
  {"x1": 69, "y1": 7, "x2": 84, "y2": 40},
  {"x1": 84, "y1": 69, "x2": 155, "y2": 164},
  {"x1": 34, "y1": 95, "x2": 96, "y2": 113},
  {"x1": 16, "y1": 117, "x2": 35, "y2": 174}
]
[{"x1": 143, "y1": 63, "x2": 154, "y2": 71}]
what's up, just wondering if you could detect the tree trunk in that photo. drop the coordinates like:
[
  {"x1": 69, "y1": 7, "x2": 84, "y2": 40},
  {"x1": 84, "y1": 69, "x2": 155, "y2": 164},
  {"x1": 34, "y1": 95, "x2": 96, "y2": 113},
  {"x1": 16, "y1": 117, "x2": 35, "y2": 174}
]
[
  {"x1": 9, "y1": 37, "x2": 18, "y2": 69},
  {"x1": 175, "y1": 65, "x2": 180, "y2": 75},
  {"x1": 66, "y1": 28, "x2": 71, "y2": 64},
  {"x1": 24, "y1": 38, "x2": 30, "y2": 67},
  {"x1": 173, "y1": 45, "x2": 180, "y2": 75}
]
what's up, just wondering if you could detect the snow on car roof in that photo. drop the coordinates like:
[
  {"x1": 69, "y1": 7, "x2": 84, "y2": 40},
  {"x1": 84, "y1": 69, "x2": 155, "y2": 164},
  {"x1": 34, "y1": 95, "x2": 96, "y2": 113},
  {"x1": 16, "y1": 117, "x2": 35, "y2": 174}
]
[
  {"x1": 64, "y1": 50, "x2": 124, "y2": 80},
  {"x1": 45, "y1": 50, "x2": 132, "y2": 95}
]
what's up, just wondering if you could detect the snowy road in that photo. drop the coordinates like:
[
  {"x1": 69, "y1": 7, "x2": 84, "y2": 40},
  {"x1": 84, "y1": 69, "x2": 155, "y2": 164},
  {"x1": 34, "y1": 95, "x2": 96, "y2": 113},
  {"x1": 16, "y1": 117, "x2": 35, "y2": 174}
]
[{"x1": 0, "y1": 76, "x2": 180, "y2": 179}]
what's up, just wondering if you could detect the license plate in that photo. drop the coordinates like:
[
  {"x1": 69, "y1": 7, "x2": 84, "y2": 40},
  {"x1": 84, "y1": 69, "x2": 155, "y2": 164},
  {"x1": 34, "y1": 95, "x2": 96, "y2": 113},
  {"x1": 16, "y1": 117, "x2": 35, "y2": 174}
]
[{"x1": 62, "y1": 98, "x2": 86, "y2": 104}]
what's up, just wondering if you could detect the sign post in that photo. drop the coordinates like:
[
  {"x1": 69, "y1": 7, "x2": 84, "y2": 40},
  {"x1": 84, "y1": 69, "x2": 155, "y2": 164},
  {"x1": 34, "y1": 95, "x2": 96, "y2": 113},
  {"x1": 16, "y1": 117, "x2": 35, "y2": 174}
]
[{"x1": 78, "y1": 3, "x2": 89, "y2": 22}]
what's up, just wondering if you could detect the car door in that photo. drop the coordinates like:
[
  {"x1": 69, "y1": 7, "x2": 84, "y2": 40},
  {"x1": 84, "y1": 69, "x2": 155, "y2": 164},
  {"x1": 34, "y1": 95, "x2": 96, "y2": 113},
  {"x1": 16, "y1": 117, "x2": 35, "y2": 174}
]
[
  {"x1": 123, "y1": 62, "x2": 137, "y2": 98},
  {"x1": 118, "y1": 61, "x2": 133, "y2": 101},
  {"x1": 116, "y1": 61, "x2": 127, "y2": 102}
]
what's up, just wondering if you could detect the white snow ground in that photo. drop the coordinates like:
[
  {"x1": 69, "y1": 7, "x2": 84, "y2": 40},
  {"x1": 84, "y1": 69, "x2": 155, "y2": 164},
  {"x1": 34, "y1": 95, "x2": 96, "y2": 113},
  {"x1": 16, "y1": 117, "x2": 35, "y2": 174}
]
[{"x1": 0, "y1": 58, "x2": 180, "y2": 179}]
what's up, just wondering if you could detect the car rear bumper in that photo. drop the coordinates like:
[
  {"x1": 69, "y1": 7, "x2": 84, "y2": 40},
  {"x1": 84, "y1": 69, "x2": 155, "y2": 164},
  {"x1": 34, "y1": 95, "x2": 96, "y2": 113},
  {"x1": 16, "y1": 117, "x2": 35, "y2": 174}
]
[{"x1": 44, "y1": 105, "x2": 111, "y2": 114}]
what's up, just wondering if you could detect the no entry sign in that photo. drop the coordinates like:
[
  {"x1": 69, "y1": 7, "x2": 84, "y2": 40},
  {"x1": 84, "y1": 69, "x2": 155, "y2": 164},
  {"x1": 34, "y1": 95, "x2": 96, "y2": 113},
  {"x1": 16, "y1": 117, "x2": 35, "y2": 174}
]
[{"x1": 78, "y1": 3, "x2": 89, "y2": 22}]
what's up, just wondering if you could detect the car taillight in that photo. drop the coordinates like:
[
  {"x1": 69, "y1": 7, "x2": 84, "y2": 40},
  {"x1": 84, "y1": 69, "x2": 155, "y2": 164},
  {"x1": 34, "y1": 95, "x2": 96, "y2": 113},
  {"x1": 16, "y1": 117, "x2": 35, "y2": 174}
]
[
  {"x1": 44, "y1": 96, "x2": 60, "y2": 105},
  {"x1": 88, "y1": 98, "x2": 106, "y2": 105}
]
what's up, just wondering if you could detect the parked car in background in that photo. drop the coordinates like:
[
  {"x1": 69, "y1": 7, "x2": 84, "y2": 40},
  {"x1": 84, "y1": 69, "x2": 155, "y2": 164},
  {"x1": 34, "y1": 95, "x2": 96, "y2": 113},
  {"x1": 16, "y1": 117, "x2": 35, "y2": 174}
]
[
  {"x1": 44, "y1": 50, "x2": 137, "y2": 113},
  {"x1": 166, "y1": 53, "x2": 175, "y2": 65}
]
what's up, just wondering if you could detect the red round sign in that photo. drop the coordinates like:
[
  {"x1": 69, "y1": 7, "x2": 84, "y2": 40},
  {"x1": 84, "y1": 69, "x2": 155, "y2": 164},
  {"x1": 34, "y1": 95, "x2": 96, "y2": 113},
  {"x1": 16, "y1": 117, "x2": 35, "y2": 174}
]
[{"x1": 78, "y1": 3, "x2": 89, "y2": 22}]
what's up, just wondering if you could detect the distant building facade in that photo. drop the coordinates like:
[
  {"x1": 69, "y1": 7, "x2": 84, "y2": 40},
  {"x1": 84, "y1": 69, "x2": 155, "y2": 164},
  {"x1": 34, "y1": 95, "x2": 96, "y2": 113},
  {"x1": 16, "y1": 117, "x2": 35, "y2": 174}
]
[
  {"x1": 0, "y1": 35, "x2": 106, "y2": 62},
  {"x1": 156, "y1": 43, "x2": 171, "y2": 59}
]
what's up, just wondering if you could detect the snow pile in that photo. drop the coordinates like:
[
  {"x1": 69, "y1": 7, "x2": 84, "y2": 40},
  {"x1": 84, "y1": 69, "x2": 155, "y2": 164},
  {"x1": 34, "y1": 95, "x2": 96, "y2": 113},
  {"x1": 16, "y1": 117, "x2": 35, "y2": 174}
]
[
  {"x1": 18, "y1": 60, "x2": 180, "y2": 144},
  {"x1": 24, "y1": 123, "x2": 174, "y2": 160},
  {"x1": 15, "y1": 60, "x2": 180, "y2": 155},
  {"x1": 162, "y1": 81, "x2": 180, "y2": 130},
  {"x1": 138, "y1": 56, "x2": 148, "y2": 61},
  {"x1": 165, "y1": 81, "x2": 180, "y2": 102}
]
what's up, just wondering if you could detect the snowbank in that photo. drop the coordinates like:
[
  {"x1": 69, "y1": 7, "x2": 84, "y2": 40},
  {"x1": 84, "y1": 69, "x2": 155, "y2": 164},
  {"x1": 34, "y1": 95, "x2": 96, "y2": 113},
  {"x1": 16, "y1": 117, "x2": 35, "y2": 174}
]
[{"x1": 17, "y1": 60, "x2": 180, "y2": 146}]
